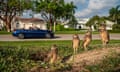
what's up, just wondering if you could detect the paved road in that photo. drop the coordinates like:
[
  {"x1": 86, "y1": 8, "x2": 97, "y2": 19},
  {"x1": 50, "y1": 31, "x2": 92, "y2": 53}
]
[{"x1": 0, "y1": 34, "x2": 120, "y2": 41}]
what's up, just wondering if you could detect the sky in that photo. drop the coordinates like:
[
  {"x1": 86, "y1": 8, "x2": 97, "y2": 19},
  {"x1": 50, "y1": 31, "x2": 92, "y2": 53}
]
[
  {"x1": 23, "y1": 0, "x2": 120, "y2": 19},
  {"x1": 65, "y1": 0, "x2": 120, "y2": 18}
]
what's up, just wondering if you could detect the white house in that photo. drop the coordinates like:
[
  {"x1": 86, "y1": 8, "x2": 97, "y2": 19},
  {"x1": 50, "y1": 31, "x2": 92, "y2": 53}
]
[
  {"x1": 11, "y1": 17, "x2": 47, "y2": 30},
  {"x1": 63, "y1": 18, "x2": 114, "y2": 30},
  {"x1": 76, "y1": 18, "x2": 114, "y2": 30},
  {"x1": 0, "y1": 17, "x2": 47, "y2": 31},
  {"x1": 76, "y1": 18, "x2": 89, "y2": 29},
  {"x1": 62, "y1": 18, "x2": 90, "y2": 29},
  {"x1": 105, "y1": 20, "x2": 114, "y2": 30}
]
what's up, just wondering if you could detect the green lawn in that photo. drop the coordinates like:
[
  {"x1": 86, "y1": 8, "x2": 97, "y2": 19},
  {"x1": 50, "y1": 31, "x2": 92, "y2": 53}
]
[
  {"x1": 0, "y1": 30, "x2": 120, "y2": 35},
  {"x1": 55, "y1": 30, "x2": 99, "y2": 34},
  {"x1": 0, "y1": 31, "x2": 12, "y2": 34},
  {"x1": 0, "y1": 40, "x2": 120, "y2": 47},
  {"x1": 0, "y1": 40, "x2": 120, "y2": 72},
  {"x1": 55, "y1": 30, "x2": 120, "y2": 34}
]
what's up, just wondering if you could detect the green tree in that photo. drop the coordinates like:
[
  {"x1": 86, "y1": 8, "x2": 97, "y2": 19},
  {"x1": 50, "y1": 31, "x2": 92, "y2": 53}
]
[
  {"x1": 0, "y1": 0, "x2": 32, "y2": 32},
  {"x1": 60, "y1": 1, "x2": 76, "y2": 20},
  {"x1": 68, "y1": 16, "x2": 78, "y2": 28},
  {"x1": 109, "y1": 5, "x2": 120, "y2": 24},
  {"x1": 86, "y1": 15, "x2": 106, "y2": 30},
  {"x1": 86, "y1": 15, "x2": 98, "y2": 27},
  {"x1": 35, "y1": 0, "x2": 76, "y2": 31}
]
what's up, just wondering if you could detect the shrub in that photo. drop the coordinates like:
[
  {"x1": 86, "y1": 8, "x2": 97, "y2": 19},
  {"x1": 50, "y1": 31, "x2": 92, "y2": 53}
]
[
  {"x1": 112, "y1": 24, "x2": 120, "y2": 31},
  {"x1": 55, "y1": 24, "x2": 64, "y2": 31},
  {"x1": 55, "y1": 24, "x2": 75, "y2": 31},
  {"x1": 0, "y1": 26, "x2": 6, "y2": 31},
  {"x1": 0, "y1": 46, "x2": 33, "y2": 72},
  {"x1": 108, "y1": 30, "x2": 120, "y2": 33}
]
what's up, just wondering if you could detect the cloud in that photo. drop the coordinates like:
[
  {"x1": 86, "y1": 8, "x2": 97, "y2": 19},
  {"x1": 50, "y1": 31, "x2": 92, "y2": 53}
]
[
  {"x1": 22, "y1": 10, "x2": 33, "y2": 18},
  {"x1": 75, "y1": 9, "x2": 92, "y2": 17},
  {"x1": 65, "y1": 0, "x2": 86, "y2": 5},
  {"x1": 74, "y1": 0, "x2": 120, "y2": 18},
  {"x1": 88, "y1": 0, "x2": 119, "y2": 10},
  {"x1": 34, "y1": 13, "x2": 43, "y2": 19}
]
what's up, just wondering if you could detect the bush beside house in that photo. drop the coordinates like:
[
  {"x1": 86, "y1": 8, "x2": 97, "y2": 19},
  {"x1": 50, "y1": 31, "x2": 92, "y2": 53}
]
[
  {"x1": 112, "y1": 24, "x2": 120, "y2": 31},
  {"x1": 54, "y1": 24, "x2": 75, "y2": 31}
]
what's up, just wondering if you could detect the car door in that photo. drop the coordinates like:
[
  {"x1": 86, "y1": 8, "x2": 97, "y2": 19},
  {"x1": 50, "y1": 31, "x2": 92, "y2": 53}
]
[
  {"x1": 37, "y1": 30, "x2": 45, "y2": 38},
  {"x1": 29, "y1": 29, "x2": 45, "y2": 38},
  {"x1": 24, "y1": 30, "x2": 34, "y2": 37},
  {"x1": 27, "y1": 29, "x2": 40, "y2": 38},
  {"x1": 24, "y1": 29, "x2": 45, "y2": 38}
]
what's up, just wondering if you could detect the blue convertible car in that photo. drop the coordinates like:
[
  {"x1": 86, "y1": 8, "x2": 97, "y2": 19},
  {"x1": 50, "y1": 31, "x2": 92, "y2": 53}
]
[{"x1": 12, "y1": 29, "x2": 54, "y2": 39}]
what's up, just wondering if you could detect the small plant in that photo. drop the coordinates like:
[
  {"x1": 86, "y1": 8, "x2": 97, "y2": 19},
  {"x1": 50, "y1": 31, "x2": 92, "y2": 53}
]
[{"x1": 0, "y1": 46, "x2": 33, "y2": 72}]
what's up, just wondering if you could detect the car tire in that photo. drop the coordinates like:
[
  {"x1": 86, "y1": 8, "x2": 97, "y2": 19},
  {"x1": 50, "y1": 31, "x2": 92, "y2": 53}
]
[
  {"x1": 18, "y1": 34, "x2": 24, "y2": 39},
  {"x1": 46, "y1": 33, "x2": 51, "y2": 38}
]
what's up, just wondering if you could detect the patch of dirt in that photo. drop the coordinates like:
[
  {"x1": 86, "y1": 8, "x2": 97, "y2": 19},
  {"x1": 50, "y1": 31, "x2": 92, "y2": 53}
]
[
  {"x1": 29, "y1": 51, "x2": 48, "y2": 62},
  {"x1": 67, "y1": 47, "x2": 120, "y2": 65}
]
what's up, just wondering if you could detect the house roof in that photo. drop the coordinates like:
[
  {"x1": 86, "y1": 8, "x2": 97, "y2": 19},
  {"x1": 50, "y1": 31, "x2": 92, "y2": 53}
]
[{"x1": 15, "y1": 17, "x2": 45, "y2": 23}]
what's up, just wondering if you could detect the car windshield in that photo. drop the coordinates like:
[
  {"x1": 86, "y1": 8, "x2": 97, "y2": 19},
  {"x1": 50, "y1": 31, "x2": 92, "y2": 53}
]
[{"x1": 29, "y1": 26, "x2": 40, "y2": 30}]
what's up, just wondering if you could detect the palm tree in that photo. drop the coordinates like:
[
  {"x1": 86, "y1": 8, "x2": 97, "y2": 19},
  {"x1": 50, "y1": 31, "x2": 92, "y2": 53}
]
[
  {"x1": 109, "y1": 5, "x2": 120, "y2": 24},
  {"x1": 35, "y1": 0, "x2": 76, "y2": 31}
]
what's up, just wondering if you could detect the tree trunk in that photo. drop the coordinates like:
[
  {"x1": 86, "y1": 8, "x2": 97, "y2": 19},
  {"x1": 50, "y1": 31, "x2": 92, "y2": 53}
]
[
  {"x1": 5, "y1": 20, "x2": 11, "y2": 32},
  {"x1": 49, "y1": 14, "x2": 53, "y2": 31},
  {"x1": 49, "y1": 23, "x2": 52, "y2": 31},
  {"x1": 6, "y1": 24, "x2": 11, "y2": 32},
  {"x1": 115, "y1": 20, "x2": 117, "y2": 24},
  {"x1": 53, "y1": 20, "x2": 56, "y2": 32}
]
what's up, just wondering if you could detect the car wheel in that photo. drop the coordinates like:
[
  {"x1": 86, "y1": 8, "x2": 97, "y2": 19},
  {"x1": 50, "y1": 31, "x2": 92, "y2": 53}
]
[
  {"x1": 18, "y1": 34, "x2": 24, "y2": 39},
  {"x1": 46, "y1": 33, "x2": 51, "y2": 38}
]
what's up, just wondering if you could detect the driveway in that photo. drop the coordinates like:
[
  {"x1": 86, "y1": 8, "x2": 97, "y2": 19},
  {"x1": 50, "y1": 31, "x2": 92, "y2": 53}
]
[{"x1": 0, "y1": 34, "x2": 120, "y2": 41}]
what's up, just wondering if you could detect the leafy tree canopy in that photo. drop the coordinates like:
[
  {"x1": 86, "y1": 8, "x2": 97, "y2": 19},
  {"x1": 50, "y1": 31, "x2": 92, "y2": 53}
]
[
  {"x1": 35, "y1": 0, "x2": 76, "y2": 31},
  {"x1": 109, "y1": 5, "x2": 120, "y2": 24},
  {"x1": 0, "y1": 0, "x2": 33, "y2": 32}
]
